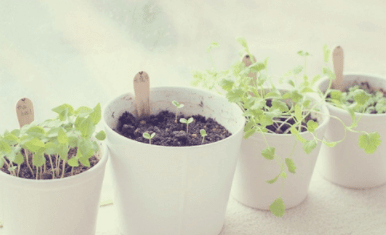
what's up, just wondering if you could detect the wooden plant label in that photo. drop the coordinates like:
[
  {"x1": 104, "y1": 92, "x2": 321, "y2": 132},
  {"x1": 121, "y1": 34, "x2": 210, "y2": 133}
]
[
  {"x1": 16, "y1": 98, "x2": 34, "y2": 127},
  {"x1": 242, "y1": 54, "x2": 257, "y2": 82},
  {"x1": 133, "y1": 71, "x2": 150, "y2": 118},
  {"x1": 332, "y1": 46, "x2": 344, "y2": 91}
]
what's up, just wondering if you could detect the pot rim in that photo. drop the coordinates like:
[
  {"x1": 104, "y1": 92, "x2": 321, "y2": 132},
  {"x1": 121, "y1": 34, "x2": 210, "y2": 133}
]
[
  {"x1": 317, "y1": 73, "x2": 386, "y2": 117},
  {"x1": 0, "y1": 142, "x2": 108, "y2": 185},
  {"x1": 102, "y1": 86, "x2": 246, "y2": 149}
]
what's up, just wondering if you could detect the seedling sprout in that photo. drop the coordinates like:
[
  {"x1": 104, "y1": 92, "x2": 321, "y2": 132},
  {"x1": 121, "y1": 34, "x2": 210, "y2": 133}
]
[
  {"x1": 200, "y1": 129, "x2": 207, "y2": 144},
  {"x1": 172, "y1": 100, "x2": 184, "y2": 122},
  {"x1": 143, "y1": 132, "x2": 156, "y2": 144},
  {"x1": 180, "y1": 117, "x2": 194, "y2": 133}
]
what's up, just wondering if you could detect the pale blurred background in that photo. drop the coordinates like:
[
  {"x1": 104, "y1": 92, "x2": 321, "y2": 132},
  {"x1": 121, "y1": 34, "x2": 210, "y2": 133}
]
[{"x1": 1, "y1": 0, "x2": 386, "y2": 234}]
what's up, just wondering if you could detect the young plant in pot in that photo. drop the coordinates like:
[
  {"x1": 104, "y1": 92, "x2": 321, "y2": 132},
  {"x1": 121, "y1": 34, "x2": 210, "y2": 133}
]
[
  {"x1": 102, "y1": 72, "x2": 245, "y2": 235},
  {"x1": 191, "y1": 39, "x2": 337, "y2": 217},
  {"x1": 0, "y1": 98, "x2": 107, "y2": 235},
  {"x1": 316, "y1": 45, "x2": 384, "y2": 188}
]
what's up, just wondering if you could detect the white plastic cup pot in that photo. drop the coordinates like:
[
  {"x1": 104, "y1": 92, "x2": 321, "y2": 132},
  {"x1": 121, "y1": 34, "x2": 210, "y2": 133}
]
[
  {"x1": 317, "y1": 74, "x2": 386, "y2": 188},
  {"x1": 231, "y1": 99, "x2": 330, "y2": 210},
  {"x1": 0, "y1": 143, "x2": 108, "y2": 235},
  {"x1": 103, "y1": 86, "x2": 245, "y2": 235}
]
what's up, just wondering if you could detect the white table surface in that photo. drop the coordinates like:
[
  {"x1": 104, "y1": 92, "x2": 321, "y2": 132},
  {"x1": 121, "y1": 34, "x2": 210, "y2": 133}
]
[{"x1": 1, "y1": 0, "x2": 386, "y2": 234}]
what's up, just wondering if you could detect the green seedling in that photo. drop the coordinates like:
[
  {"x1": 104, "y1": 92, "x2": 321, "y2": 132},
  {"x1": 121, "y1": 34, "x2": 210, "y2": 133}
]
[
  {"x1": 143, "y1": 132, "x2": 156, "y2": 145},
  {"x1": 172, "y1": 100, "x2": 185, "y2": 122},
  {"x1": 0, "y1": 103, "x2": 106, "y2": 180},
  {"x1": 200, "y1": 129, "x2": 207, "y2": 144},
  {"x1": 191, "y1": 38, "x2": 380, "y2": 218},
  {"x1": 180, "y1": 117, "x2": 194, "y2": 133}
]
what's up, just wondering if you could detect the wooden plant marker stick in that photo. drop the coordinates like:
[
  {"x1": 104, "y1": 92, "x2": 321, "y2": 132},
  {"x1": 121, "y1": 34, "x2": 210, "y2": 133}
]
[
  {"x1": 16, "y1": 98, "x2": 35, "y2": 177},
  {"x1": 16, "y1": 98, "x2": 34, "y2": 127},
  {"x1": 133, "y1": 71, "x2": 150, "y2": 118},
  {"x1": 332, "y1": 46, "x2": 344, "y2": 91},
  {"x1": 242, "y1": 54, "x2": 257, "y2": 96}
]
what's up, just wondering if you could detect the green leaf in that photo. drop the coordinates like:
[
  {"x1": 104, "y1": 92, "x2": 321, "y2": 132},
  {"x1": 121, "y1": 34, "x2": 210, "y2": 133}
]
[
  {"x1": 3, "y1": 133, "x2": 20, "y2": 145},
  {"x1": 358, "y1": 132, "x2": 381, "y2": 154},
  {"x1": 68, "y1": 157, "x2": 79, "y2": 167},
  {"x1": 14, "y1": 152, "x2": 25, "y2": 165},
  {"x1": 306, "y1": 120, "x2": 318, "y2": 133},
  {"x1": 262, "y1": 147, "x2": 275, "y2": 160},
  {"x1": 243, "y1": 128, "x2": 256, "y2": 139},
  {"x1": 272, "y1": 99, "x2": 289, "y2": 112},
  {"x1": 294, "y1": 104, "x2": 302, "y2": 123},
  {"x1": 226, "y1": 88, "x2": 244, "y2": 102},
  {"x1": 323, "y1": 45, "x2": 331, "y2": 63},
  {"x1": 79, "y1": 155, "x2": 90, "y2": 167},
  {"x1": 266, "y1": 173, "x2": 280, "y2": 184},
  {"x1": 0, "y1": 140, "x2": 12, "y2": 154},
  {"x1": 303, "y1": 139, "x2": 318, "y2": 154},
  {"x1": 285, "y1": 158, "x2": 296, "y2": 173},
  {"x1": 27, "y1": 126, "x2": 46, "y2": 136},
  {"x1": 80, "y1": 116, "x2": 95, "y2": 138},
  {"x1": 291, "y1": 91, "x2": 303, "y2": 103},
  {"x1": 57, "y1": 144, "x2": 69, "y2": 161},
  {"x1": 95, "y1": 131, "x2": 106, "y2": 140},
  {"x1": 200, "y1": 129, "x2": 207, "y2": 137},
  {"x1": 330, "y1": 90, "x2": 342, "y2": 101},
  {"x1": 179, "y1": 118, "x2": 187, "y2": 124},
  {"x1": 52, "y1": 104, "x2": 74, "y2": 121},
  {"x1": 282, "y1": 92, "x2": 292, "y2": 99},
  {"x1": 265, "y1": 91, "x2": 281, "y2": 99},
  {"x1": 75, "y1": 106, "x2": 93, "y2": 117},
  {"x1": 78, "y1": 138, "x2": 93, "y2": 157},
  {"x1": 353, "y1": 89, "x2": 371, "y2": 105},
  {"x1": 290, "y1": 126, "x2": 307, "y2": 143},
  {"x1": 57, "y1": 128, "x2": 68, "y2": 144},
  {"x1": 25, "y1": 138, "x2": 45, "y2": 152},
  {"x1": 293, "y1": 65, "x2": 303, "y2": 75},
  {"x1": 32, "y1": 153, "x2": 45, "y2": 167},
  {"x1": 89, "y1": 103, "x2": 102, "y2": 125},
  {"x1": 187, "y1": 117, "x2": 194, "y2": 124},
  {"x1": 269, "y1": 198, "x2": 285, "y2": 217},
  {"x1": 219, "y1": 78, "x2": 234, "y2": 91},
  {"x1": 280, "y1": 171, "x2": 287, "y2": 179}
]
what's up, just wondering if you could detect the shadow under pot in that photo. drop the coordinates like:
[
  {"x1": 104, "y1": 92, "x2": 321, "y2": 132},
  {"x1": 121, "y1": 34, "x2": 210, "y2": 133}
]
[
  {"x1": 0, "y1": 144, "x2": 108, "y2": 235},
  {"x1": 103, "y1": 86, "x2": 245, "y2": 235},
  {"x1": 231, "y1": 94, "x2": 330, "y2": 211},
  {"x1": 317, "y1": 73, "x2": 386, "y2": 188}
]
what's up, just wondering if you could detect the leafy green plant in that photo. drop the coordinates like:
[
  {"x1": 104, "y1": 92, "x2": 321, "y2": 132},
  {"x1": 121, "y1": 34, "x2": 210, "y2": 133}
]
[
  {"x1": 172, "y1": 100, "x2": 185, "y2": 122},
  {"x1": 143, "y1": 132, "x2": 156, "y2": 145},
  {"x1": 180, "y1": 117, "x2": 194, "y2": 133},
  {"x1": 191, "y1": 38, "x2": 380, "y2": 217},
  {"x1": 0, "y1": 103, "x2": 106, "y2": 180},
  {"x1": 200, "y1": 129, "x2": 207, "y2": 144}
]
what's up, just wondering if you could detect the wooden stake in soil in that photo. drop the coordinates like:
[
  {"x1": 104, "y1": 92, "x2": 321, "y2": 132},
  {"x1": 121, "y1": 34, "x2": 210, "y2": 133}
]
[
  {"x1": 242, "y1": 54, "x2": 257, "y2": 82},
  {"x1": 133, "y1": 71, "x2": 150, "y2": 118},
  {"x1": 16, "y1": 98, "x2": 34, "y2": 127},
  {"x1": 332, "y1": 46, "x2": 344, "y2": 91}
]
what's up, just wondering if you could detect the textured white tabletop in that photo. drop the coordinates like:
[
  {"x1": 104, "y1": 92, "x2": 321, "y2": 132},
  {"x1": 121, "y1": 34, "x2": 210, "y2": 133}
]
[{"x1": 1, "y1": 0, "x2": 386, "y2": 234}]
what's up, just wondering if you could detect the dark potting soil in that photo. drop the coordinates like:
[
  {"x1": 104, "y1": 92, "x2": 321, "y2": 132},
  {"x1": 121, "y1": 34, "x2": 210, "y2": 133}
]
[
  {"x1": 116, "y1": 110, "x2": 232, "y2": 146},
  {"x1": 0, "y1": 148, "x2": 99, "y2": 180},
  {"x1": 265, "y1": 99, "x2": 317, "y2": 134},
  {"x1": 327, "y1": 81, "x2": 386, "y2": 114}
]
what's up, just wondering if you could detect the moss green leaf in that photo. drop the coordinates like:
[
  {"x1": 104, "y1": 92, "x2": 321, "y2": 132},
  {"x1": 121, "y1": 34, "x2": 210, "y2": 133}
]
[
  {"x1": 303, "y1": 139, "x2": 318, "y2": 154},
  {"x1": 262, "y1": 147, "x2": 275, "y2": 160},
  {"x1": 269, "y1": 197, "x2": 285, "y2": 217},
  {"x1": 95, "y1": 131, "x2": 106, "y2": 141},
  {"x1": 266, "y1": 173, "x2": 280, "y2": 184},
  {"x1": 285, "y1": 158, "x2": 296, "y2": 173},
  {"x1": 358, "y1": 132, "x2": 381, "y2": 154},
  {"x1": 306, "y1": 120, "x2": 318, "y2": 133}
]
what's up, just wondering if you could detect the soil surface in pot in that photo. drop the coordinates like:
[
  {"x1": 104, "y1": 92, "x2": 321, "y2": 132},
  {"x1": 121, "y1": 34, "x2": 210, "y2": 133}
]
[
  {"x1": 265, "y1": 99, "x2": 317, "y2": 134},
  {"x1": 327, "y1": 81, "x2": 386, "y2": 114},
  {"x1": 116, "y1": 110, "x2": 232, "y2": 146},
  {"x1": 0, "y1": 148, "x2": 99, "y2": 180}
]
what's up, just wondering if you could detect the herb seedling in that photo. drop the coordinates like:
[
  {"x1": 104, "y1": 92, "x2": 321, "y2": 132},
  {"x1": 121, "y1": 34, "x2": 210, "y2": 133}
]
[
  {"x1": 0, "y1": 103, "x2": 106, "y2": 180},
  {"x1": 191, "y1": 38, "x2": 380, "y2": 217},
  {"x1": 200, "y1": 129, "x2": 207, "y2": 144},
  {"x1": 143, "y1": 132, "x2": 156, "y2": 144},
  {"x1": 180, "y1": 117, "x2": 194, "y2": 133},
  {"x1": 172, "y1": 100, "x2": 184, "y2": 122}
]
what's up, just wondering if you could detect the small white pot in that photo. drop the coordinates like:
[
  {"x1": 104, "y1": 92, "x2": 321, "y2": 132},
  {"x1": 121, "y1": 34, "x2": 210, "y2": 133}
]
[
  {"x1": 0, "y1": 143, "x2": 108, "y2": 235},
  {"x1": 103, "y1": 86, "x2": 245, "y2": 235},
  {"x1": 231, "y1": 100, "x2": 330, "y2": 210},
  {"x1": 317, "y1": 74, "x2": 386, "y2": 188}
]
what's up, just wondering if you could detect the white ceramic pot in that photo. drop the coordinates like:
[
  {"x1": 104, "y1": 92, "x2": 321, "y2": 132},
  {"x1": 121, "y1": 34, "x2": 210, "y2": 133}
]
[
  {"x1": 0, "y1": 143, "x2": 108, "y2": 235},
  {"x1": 231, "y1": 100, "x2": 330, "y2": 210},
  {"x1": 103, "y1": 86, "x2": 245, "y2": 235},
  {"x1": 317, "y1": 73, "x2": 386, "y2": 188}
]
